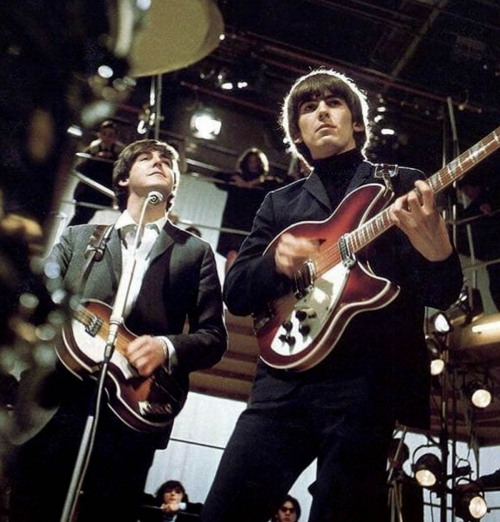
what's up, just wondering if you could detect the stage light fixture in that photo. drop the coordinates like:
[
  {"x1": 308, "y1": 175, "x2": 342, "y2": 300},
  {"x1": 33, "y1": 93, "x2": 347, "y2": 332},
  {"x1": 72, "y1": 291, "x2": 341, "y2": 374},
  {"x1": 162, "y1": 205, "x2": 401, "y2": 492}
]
[
  {"x1": 190, "y1": 108, "x2": 222, "y2": 140},
  {"x1": 431, "y1": 311, "x2": 452, "y2": 334},
  {"x1": 454, "y1": 481, "x2": 488, "y2": 521},
  {"x1": 471, "y1": 320, "x2": 500, "y2": 334},
  {"x1": 426, "y1": 335, "x2": 446, "y2": 376},
  {"x1": 465, "y1": 380, "x2": 492, "y2": 409},
  {"x1": 413, "y1": 453, "x2": 442, "y2": 488}
]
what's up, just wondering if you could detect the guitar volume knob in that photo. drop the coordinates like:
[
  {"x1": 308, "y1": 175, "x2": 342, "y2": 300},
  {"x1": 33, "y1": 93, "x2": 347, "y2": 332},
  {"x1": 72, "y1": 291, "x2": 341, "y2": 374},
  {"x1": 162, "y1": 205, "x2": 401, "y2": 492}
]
[
  {"x1": 299, "y1": 324, "x2": 310, "y2": 336},
  {"x1": 295, "y1": 310, "x2": 307, "y2": 321}
]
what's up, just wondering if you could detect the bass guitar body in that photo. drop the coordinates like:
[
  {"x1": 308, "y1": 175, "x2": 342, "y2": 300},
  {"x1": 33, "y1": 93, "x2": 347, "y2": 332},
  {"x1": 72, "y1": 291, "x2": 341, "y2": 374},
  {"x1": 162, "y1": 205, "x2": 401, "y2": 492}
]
[{"x1": 58, "y1": 299, "x2": 186, "y2": 433}]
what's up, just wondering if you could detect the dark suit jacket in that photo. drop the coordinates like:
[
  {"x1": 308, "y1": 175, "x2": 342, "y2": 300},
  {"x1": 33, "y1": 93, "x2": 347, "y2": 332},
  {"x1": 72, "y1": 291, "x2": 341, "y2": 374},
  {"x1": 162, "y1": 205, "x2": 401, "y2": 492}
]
[
  {"x1": 224, "y1": 160, "x2": 463, "y2": 429},
  {"x1": 51, "y1": 219, "x2": 227, "y2": 445}
]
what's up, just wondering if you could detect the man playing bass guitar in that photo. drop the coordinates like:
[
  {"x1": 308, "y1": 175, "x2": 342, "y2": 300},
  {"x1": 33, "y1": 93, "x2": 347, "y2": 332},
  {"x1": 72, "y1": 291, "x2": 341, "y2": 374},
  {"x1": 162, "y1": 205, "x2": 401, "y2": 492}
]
[
  {"x1": 10, "y1": 139, "x2": 227, "y2": 522},
  {"x1": 202, "y1": 69, "x2": 463, "y2": 522}
]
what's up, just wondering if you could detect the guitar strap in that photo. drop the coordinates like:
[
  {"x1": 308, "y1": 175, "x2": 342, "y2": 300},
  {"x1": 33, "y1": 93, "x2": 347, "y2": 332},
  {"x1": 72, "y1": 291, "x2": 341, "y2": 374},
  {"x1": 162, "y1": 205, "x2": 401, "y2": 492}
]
[
  {"x1": 373, "y1": 163, "x2": 399, "y2": 194},
  {"x1": 75, "y1": 224, "x2": 114, "y2": 296}
]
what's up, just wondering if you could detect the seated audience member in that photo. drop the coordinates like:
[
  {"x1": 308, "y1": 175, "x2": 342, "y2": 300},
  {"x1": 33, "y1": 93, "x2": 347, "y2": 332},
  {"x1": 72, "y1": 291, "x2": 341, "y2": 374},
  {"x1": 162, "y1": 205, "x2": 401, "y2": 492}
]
[
  {"x1": 271, "y1": 495, "x2": 301, "y2": 522},
  {"x1": 141, "y1": 480, "x2": 202, "y2": 521}
]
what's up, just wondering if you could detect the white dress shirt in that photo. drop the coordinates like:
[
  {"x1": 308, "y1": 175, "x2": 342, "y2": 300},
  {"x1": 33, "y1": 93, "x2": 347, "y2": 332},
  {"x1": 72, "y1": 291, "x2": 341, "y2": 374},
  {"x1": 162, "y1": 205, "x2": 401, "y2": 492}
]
[{"x1": 114, "y1": 211, "x2": 177, "y2": 369}]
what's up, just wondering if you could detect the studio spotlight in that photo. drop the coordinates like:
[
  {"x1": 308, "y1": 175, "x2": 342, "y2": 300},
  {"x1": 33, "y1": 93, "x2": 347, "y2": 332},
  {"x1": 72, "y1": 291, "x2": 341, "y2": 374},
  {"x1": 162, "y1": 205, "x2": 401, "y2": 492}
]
[
  {"x1": 465, "y1": 380, "x2": 493, "y2": 409},
  {"x1": 190, "y1": 108, "x2": 222, "y2": 140},
  {"x1": 454, "y1": 481, "x2": 488, "y2": 521},
  {"x1": 413, "y1": 453, "x2": 442, "y2": 488},
  {"x1": 426, "y1": 335, "x2": 446, "y2": 376},
  {"x1": 431, "y1": 311, "x2": 452, "y2": 334}
]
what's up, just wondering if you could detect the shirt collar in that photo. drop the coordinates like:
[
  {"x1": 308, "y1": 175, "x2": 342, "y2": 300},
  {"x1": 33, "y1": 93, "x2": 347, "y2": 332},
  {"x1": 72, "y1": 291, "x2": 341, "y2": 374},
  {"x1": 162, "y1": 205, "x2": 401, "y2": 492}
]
[{"x1": 115, "y1": 210, "x2": 168, "y2": 232}]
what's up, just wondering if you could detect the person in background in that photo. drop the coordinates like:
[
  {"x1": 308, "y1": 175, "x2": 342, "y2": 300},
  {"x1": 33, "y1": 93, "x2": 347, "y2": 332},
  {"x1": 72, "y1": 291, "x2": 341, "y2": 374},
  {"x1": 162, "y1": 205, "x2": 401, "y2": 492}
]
[
  {"x1": 9, "y1": 139, "x2": 227, "y2": 522},
  {"x1": 70, "y1": 120, "x2": 125, "y2": 226},
  {"x1": 214, "y1": 147, "x2": 282, "y2": 272},
  {"x1": 141, "y1": 480, "x2": 203, "y2": 521},
  {"x1": 202, "y1": 68, "x2": 463, "y2": 522},
  {"x1": 457, "y1": 175, "x2": 500, "y2": 311},
  {"x1": 271, "y1": 495, "x2": 301, "y2": 522}
]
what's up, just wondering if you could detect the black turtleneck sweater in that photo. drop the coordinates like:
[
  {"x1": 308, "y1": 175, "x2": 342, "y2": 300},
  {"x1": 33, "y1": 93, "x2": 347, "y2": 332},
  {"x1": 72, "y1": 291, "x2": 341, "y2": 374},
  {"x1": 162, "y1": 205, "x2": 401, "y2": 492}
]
[{"x1": 312, "y1": 148, "x2": 364, "y2": 210}]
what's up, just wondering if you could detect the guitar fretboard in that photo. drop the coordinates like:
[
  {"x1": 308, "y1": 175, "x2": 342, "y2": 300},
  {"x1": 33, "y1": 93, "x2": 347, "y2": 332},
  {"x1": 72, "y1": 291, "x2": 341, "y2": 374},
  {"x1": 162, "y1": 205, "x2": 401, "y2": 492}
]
[{"x1": 347, "y1": 126, "x2": 500, "y2": 254}]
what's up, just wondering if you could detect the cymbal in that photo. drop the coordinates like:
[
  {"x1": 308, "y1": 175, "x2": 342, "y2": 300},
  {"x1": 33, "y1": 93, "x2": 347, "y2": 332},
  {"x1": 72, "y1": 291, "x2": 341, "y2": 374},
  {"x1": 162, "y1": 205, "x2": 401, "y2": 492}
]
[{"x1": 129, "y1": 0, "x2": 224, "y2": 77}]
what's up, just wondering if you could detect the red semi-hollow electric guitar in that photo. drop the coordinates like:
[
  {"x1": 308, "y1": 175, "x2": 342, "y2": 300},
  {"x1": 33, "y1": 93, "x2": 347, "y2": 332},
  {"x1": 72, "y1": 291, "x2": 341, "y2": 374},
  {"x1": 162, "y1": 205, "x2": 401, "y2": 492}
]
[{"x1": 254, "y1": 127, "x2": 500, "y2": 371}]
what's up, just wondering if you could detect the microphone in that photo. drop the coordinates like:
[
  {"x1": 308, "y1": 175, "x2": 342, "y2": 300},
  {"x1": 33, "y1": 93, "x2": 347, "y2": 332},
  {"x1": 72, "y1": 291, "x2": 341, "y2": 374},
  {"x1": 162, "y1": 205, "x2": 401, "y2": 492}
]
[{"x1": 147, "y1": 191, "x2": 164, "y2": 206}]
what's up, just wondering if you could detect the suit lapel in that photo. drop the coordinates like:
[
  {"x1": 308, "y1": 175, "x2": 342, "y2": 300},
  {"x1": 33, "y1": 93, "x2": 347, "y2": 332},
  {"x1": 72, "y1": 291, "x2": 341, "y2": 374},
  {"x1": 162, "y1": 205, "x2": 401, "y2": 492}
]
[
  {"x1": 149, "y1": 222, "x2": 175, "y2": 264},
  {"x1": 303, "y1": 161, "x2": 376, "y2": 214},
  {"x1": 303, "y1": 173, "x2": 333, "y2": 211},
  {"x1": 106, "y1": 228, "x2": 122, "y2": 280},
  {"x1": 345, "y1": 161, "x2": 376, "y2": 195}
]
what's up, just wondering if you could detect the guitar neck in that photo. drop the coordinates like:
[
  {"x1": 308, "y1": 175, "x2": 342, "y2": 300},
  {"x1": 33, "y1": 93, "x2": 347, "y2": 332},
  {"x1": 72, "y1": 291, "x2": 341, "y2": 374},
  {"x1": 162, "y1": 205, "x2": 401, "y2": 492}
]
[{"x1": 349, "y1": 126, "x2": 500, "y2": 254}]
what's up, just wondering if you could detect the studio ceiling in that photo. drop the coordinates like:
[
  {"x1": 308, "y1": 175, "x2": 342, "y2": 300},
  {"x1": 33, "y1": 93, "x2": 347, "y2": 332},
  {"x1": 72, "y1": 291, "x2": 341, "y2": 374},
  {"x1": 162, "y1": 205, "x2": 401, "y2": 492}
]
[{"x1": 153, "y1": 0, "x2": 499, "y2": 177}]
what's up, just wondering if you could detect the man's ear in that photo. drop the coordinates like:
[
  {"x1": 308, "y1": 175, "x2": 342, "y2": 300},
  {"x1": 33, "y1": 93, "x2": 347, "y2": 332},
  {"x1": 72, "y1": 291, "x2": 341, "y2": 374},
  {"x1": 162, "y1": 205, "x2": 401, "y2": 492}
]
[{"x1": 353, "y1": 122, "x2": 364, "y2": 132}]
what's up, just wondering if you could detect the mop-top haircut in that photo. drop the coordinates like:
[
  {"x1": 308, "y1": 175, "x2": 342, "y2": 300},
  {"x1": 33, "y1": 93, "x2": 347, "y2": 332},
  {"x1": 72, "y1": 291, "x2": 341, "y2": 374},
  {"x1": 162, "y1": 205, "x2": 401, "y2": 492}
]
[
  {"x1": 281, "y1": 68, "x2": 371, "y2": 166},
  {"x1": 112, "y1": 139, "x2": 181, "y2": 212}
]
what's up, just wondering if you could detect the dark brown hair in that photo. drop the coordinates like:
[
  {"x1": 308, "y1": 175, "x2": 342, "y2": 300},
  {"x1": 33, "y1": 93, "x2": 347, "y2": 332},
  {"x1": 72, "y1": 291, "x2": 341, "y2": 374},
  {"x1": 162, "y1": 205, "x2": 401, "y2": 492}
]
[
  {"x1": 112, "y1": 139, "x2": 180, "y2": 211},
  {"x1": 272, "y1": 494, "x2": 301, "y2": 521},
  {"x1": 281, "y1": 69, "x2": 371, "y2": 166},
  {"x1": 155, "y1": 480, "x2": 187, "y2": 503},
  {"x1": 237, "y1": 147, "x2": 270, "y2": 178}
]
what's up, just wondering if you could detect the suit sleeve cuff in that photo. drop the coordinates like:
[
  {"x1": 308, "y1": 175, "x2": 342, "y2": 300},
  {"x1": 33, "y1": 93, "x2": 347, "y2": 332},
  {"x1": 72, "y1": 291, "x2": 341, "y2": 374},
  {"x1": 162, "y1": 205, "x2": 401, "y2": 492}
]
[{"x1": 156, "y1": 336, "x2": 177, "y2": 373}]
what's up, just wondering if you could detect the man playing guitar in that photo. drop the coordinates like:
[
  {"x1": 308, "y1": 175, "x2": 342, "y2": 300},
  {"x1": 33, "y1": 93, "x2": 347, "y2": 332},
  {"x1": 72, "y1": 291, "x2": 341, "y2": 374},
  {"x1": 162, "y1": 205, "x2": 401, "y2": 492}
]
[
  {"x1": 10, "y1": 139, "x2": 227, "y2": 522},
  {"x1": 202, "y1": 69, "x2": 463, "y2": 522}
]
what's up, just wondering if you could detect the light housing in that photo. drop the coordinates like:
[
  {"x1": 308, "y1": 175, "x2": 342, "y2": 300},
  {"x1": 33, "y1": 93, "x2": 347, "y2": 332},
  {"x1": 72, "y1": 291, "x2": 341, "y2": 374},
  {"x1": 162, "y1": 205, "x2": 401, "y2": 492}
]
[
  {"x1": 413, "y1": 453, "x2": 442, "y2": 488},
  {"x1": 426, "y1": 335, "x2": 447, "y2": 376},
  {"x1": 465, "y1": 380, "x2": 493, "y2": 409},
  {"x1": 454, "y1": 481, "x2": 488, "y2": 521},
  {"x1": 189, "y1": 108, "x2": 222, "y2": 140}
]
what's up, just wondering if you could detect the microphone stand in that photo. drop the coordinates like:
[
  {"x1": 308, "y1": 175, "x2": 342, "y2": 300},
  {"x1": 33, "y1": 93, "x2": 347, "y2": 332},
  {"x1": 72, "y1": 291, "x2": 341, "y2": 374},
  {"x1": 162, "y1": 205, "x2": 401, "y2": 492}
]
[{"x1": 60, "y1": 192, "x2": 161, "y2": 522}]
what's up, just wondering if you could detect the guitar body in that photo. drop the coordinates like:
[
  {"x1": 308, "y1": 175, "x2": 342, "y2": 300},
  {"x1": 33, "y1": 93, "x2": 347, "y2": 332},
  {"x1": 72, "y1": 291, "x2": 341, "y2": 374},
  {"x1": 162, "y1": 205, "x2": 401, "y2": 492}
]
[
  {"x1": 255, "y1": 184, "x2": 400, "y2": 371},
  {"x1": 58, "y1": 299, "x2": 186, "y2": 433},
  {"x1": 254, "y1": 127, "x2": 500, "y2": 371}
]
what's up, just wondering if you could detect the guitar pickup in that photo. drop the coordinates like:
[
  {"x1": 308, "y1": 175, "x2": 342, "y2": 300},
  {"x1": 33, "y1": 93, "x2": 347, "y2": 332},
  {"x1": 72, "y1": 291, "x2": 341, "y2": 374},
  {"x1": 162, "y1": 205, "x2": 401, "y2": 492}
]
[{"x1": 293, "y1": 259, "x2": 316, "y2": 298}]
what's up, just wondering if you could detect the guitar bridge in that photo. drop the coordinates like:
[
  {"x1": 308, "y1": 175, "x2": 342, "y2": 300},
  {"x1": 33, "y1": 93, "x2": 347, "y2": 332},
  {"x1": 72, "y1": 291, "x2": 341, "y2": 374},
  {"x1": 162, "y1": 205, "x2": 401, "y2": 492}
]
[
  {"x1": 293, "y1": 259, "x2": 316, "y2": 299},
  {"x1": 339, "y1": 234, "x2": 356, "y2": 268},
  {"x1": 85, "y1": 315, "x2": 102, "y2": 337}
]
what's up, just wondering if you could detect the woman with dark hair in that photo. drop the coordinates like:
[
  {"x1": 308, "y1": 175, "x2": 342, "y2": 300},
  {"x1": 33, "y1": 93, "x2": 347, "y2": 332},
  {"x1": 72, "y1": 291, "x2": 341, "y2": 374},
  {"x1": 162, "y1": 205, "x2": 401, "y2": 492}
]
[
  {"x1": 271, "y1": 495, "x2": 301, "y2": 522},
  {"x1": 215, "y1": 147, "x2": 282, "y2": 272},
  {"x1": 141, "y1": 480, "x2": 202, "y2": 521}
]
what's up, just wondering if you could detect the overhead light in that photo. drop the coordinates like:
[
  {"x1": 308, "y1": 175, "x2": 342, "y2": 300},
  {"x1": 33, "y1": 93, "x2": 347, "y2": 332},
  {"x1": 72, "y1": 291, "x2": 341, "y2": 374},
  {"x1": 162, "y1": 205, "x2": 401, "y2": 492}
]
[
  {"x1": 454, "y1": 482, "x2": 488, "y2": 521},
  {"x1": 465, "y1": 379, "x2": 493, "y2": 409},
  {"x1": 413, "y1": 453, "x2": 442, "y2": 488},
  {"x1": 426, "y1": 335, "x2": 446, "y2": 376},
  {"x1": 190, "y1": 108, "x2": 222, "y2": 140},
  {"x1": 431, "y1": 311, "x2": 452, "y2": 334},
  {"x1": 471, "y1": 320, "x2": 500, "y2": 334},
  {"x1": 471, "y1": 387, "x2": 492, "y2": 409},
  {"x1": 381, "y1": 127, "x2": 396, "y2": 136}
]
